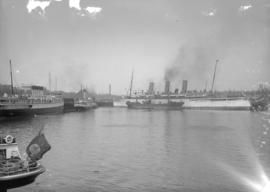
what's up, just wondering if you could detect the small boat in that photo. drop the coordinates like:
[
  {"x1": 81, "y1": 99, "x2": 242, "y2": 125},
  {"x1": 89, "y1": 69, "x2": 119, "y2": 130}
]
[
  {"x1": 250, "y1": 95, "x2": 269, "y2": 111},
  {"x1": 74, "y1": 100, "x2": 97, "y2": 111},
  {"x1": 74, "y1": 99, "x2": 97, "y2": 111},
  {"x1": 74, "y1": 87, "x2": 97, "y2": 111},
  {"x1": 0, "y1": 135, "x2": 45, "y2": 189}
]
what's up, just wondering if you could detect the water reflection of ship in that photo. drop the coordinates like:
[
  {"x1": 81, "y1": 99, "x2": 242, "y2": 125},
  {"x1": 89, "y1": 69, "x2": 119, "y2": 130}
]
[{"x1": 0, "y1": 60, "x2": 64, "y2": 117}]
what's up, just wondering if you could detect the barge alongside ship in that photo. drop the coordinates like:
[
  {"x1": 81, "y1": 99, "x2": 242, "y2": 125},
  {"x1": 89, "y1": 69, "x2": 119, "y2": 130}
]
[{"x1": 126, "y1": 99, "x2": 184, "y2": 110}]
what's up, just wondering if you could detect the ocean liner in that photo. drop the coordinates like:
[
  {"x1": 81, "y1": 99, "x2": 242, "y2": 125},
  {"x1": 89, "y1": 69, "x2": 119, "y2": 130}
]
[{"x1": 124, "y1": 60, "x2": 256, "y2": 111}]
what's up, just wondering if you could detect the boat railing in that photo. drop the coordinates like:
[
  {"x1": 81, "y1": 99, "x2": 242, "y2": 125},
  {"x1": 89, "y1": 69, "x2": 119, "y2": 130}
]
[
  {"x1": 0, "y1": 99, "x2": 30, "y2": 105},
  {"x1": 0, "y1": 161, "x2": 40, "y2": 176},
  {"x1": 0, "y1": 97, "x2": 63, "y2": 105}
]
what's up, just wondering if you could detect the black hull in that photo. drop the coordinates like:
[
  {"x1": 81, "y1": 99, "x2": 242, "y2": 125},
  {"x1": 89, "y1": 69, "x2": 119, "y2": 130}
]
[
  {"x1": 75, "y1": 106, "x2": 97, "y2": 112},
  {"x1": 126, "y1": 101, "x2": 184, "y2": 110},
  {"x1": 250, "y1": 98, "x2": 269, "y2": 111},
  {"x1": 0, "y1": 166, "x2": 45, "y2": 189},
  {"x1": 96, "y1": 101, "x2": 114, "y2": 107},
  {"x1": 63, "y1": 98, "x2": 76, "y2": 112},
  {"x1": 64, "y1": 108, "x2": 77, "y2": 113},
  {"x1": 0, "y1": 106, "x2": 63, "y2": 117},
  {"x1": 1, "y1": 173, "x2": 38, "y2": 189}
]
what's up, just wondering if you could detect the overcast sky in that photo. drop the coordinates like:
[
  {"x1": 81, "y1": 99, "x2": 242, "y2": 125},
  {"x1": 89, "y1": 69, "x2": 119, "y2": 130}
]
[{"x1": 0, "y1": 0, "x2": 269, "y2": 94}]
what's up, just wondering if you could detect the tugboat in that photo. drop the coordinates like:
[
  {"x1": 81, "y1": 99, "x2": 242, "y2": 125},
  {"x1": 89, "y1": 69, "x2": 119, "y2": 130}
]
[
  {"x1": 250, "y1": 95, "x2": 269, "y2": 111},
  {"x1": 0, "y1": 133, "x2": 50, "y2": 190},
  {"x1": 74, "y1": 99, "x2": 97, "y2": 111},
  {"x1": 74, "y1": 86, "x2": 97, "y2": 112}
]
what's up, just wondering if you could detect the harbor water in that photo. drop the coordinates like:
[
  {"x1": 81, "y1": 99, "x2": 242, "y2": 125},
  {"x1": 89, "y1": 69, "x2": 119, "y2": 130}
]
[{"x1": 1, "y1": 108, "x2": 270, "y2": 192}]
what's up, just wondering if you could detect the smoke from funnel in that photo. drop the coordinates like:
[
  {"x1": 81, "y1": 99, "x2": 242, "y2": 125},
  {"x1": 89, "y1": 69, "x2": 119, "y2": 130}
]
[{"x1": 164, "y1": 40, "x2": 215, "y2": 86}]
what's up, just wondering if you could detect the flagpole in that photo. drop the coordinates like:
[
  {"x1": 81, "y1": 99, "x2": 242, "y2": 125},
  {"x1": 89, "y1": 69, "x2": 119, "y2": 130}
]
[
  {"x1": 37, "y1": 117, "x2": 48, "y2": 135},
  {"x1": 38, "y1": 125, "x2": 44, "y2": 136}
]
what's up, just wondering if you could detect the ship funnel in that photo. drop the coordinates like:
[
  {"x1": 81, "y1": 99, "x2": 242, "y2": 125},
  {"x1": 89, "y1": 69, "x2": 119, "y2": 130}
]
[
  {"x1": 181, "y1": 80, "x2": 188, "y2": 94},
  {"x1": 165, "y1": 80, "x2": 170, "y2": 94},
  {"x1": 148, "y1": 82, "x2": 154, "y2": 95}
]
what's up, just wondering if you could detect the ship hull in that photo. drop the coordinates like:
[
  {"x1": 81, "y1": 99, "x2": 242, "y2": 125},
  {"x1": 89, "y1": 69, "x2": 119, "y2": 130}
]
[
  {"x1": 74, "y1": 103, "x2": 97, "y2": 112},
  {"x1": 75, "y1": 106, "x2": 96, "y2": 112},
  {"x1": 182, "y1": 106, "x2": 250, "y2": 110},
  {"x1": 0, "y1": 103, "x2": 64, "y2": 117},
  {"x1": 0, "y1": 166, "x2": 45, "y2": 189},
  {"x1": 96, "y1": 101, "x2": 114, "y2": 107},
  {"x1": 114, "y1": 101, "x2": 129, "y2": 107},
  {"x1": 126, "y1": 101, "x2": 184, "y2": 110},
  {"x1": 125, "y1": 98, "x2": 251, "y2": 111},
  {"x1": 63, "y1": 98, "x2": 76, "y2": 112},
  {"x1": 181, "y1": 98, "x2": 251, "y2": 110}
]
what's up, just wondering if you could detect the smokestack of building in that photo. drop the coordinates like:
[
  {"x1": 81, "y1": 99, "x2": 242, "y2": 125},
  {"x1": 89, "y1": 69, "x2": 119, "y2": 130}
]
[
  {"x1": 148, "y1": 82, "x2": 154, "y2": 95},
  {"x1": 181, "y1": 80, "x2": 188, "y2": 94},
  {"x1": 165, "y1": 80, "x2": 170, "y2": 94}
]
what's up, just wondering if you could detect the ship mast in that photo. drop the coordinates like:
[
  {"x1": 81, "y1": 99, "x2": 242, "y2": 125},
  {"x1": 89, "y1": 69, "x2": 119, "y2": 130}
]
[
  {"x1": 55, "y1": 77, "x2": 57, "y2": 91},
  {"x1": 129, "y1": 69, "x2": 134, "y2": 98},
  {"x1": 204, "y1": 81, "x2": 208, "y2": 92},
  {"x1": 109, "y1": 84, "x2": 111, "y2": 95},
  {"x1": 211, "y1": 59, "x2": 219, "y2": 94},
  {"x1": 49, "y1": 72, "x2": 51, "y2": 92},
  {"x1": 81, "y1": 84, "x2": 84, "y2": 99},
  {"x1": 9, "y1": 59, "x2": 14, "y2": 95}
]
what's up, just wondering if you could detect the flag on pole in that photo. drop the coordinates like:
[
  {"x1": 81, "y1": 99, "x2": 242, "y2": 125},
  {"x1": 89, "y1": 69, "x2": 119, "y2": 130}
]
[{"x1": 26, "y1": 130, "x2": 51, "y2": 161}]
